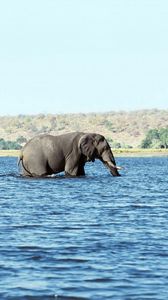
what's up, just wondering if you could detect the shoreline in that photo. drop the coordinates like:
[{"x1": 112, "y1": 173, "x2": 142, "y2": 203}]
[
  {"x1": 0, "y1": 150, "x2": 20, "y2": 157},
  {"x1": 0, "y1": 149, "x2": 167, "y2": 157},
  {"x1": 114, "y1": 148, "x2": 168, "y2": 157}
]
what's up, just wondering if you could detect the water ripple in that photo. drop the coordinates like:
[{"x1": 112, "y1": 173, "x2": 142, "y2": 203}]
[{"x1": 0, "y1": 157, "x2": 168, "y2": 299}]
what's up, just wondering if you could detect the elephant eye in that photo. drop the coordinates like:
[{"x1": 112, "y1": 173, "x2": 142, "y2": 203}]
[{"x1": 103, "y1": 145, "x2": 108, "y2": 151}]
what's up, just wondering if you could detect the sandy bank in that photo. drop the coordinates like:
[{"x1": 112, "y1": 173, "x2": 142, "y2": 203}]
[{"x1": 0, "y1": 149, "x2": 167, "y2": 157}]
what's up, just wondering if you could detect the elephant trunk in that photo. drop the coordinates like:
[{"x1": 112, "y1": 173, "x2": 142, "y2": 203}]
[
  {"x1": 104, "y1": 161, "x2": 121, "y2": 176},
  {"x1": 101, "y1": 152, "x2": 121, "y2": 176}
]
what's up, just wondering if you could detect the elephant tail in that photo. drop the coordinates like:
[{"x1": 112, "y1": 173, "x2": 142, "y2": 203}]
[
  {"x1": 17, "y1": 152, "x2": 32, "y2": 176},
  {"x1": 17, "y1": 151, "x2": 23, "y2": 167}
]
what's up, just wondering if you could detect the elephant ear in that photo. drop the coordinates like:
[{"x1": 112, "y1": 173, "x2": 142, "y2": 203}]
[{"x1": 79, "y1": 134, "x2": 96, "y2": 161}]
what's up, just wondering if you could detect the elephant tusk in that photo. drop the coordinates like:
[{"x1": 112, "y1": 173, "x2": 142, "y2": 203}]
[
  {"x1": 116, "y1": 166, "x2": 123, "y2": 170},
  {"x1": 105, "y1": 161, "x2": 123, "y2": 170}
]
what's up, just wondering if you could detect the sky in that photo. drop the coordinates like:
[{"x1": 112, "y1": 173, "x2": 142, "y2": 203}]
[{"x1": 0, "y1": 0, "x2": 168, "y2": 115}]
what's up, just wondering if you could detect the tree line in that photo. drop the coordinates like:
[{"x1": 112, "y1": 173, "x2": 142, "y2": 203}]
[
  {"x1": 0, "y1": 136, "x2": 27, "y2": 150},
  {"x1": 0, "y1": 128, "x2": 168, "y2": 149},
  {"x1": 141, "y1": 128, "x2": 168, "y2": 149}
]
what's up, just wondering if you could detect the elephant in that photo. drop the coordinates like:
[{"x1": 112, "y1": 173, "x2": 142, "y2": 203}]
[{"x1": 18, "y1": 132, "x2": 121, "y2": 177}]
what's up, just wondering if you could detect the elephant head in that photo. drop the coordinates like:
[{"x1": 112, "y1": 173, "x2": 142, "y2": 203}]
[{"x1": 79, "y1": 133, "x2": 121, "y2": 176}]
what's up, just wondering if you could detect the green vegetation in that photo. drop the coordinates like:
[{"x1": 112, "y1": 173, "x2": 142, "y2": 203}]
[
  {"x1": 141, "y1": 128, "x2": 168, "y2": 148},
  {"x1": 0, "y1": 135, "x2": 27, "y2": 150},
  {"x1": 0, "y1": 110, "x2": 168, "y2": 148},
  {"x1": 0, "y1": 138, "x2": 22, "y2": 150},
  {"x1": 108, "y1": 138, "x2": 132, "y2": 149}
]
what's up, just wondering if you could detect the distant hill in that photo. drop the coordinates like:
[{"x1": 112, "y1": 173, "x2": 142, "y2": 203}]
[{"x1": 0, "y1": 109, "x2": 168, "y2": 148}]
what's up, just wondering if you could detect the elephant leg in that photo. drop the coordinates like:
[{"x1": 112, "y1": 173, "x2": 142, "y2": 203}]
[
  {"x1": 64, "y1": 161, "x2": 80, "y2": 177},
  {"x1": 77, "y1": 164, "x2": 85, "y2": 176},
  {"x1": 65, "y1": 155, "x2": 85, "y2": 177},
  {"x1": 77, "y1": 155, "x2": 86, "y2": 176},
  {"x1": 22, "y1": 157, "x2": 48, "y2": 177}
]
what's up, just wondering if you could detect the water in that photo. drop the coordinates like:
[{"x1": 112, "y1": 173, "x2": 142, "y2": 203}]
[{"x1": 0, "y1": 156, "x2": 168, "y2": 300}]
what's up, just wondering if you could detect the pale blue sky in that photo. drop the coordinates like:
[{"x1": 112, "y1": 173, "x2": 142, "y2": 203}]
[{"x1": 0, "y1": 0, "x2": 168, "y2": 115}]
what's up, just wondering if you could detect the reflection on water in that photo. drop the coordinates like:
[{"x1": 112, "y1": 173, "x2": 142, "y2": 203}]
[{"x1": 0, "y1": 157, "x2": 168, "y2": 299}]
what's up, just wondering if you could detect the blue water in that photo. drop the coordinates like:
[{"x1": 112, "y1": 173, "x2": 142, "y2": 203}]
[{"x1": 0, "y1": 156, "x2": 168, "y2": 300}]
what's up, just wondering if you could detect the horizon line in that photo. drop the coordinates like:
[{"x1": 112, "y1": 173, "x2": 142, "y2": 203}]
[{"x1": 0, "y1": 108, "x2": 168, "y2": 117}]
